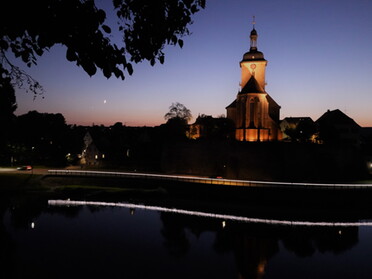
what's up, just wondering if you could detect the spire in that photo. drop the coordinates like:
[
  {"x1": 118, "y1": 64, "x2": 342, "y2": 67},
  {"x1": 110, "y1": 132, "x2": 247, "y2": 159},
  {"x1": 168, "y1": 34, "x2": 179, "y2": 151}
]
[{"x1": 250, "y1": 16, "x2": 258, "y2": 51}]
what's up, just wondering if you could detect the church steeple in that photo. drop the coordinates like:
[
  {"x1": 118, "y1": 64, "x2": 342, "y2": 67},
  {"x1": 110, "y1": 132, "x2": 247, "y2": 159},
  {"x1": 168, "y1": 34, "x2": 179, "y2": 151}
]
[
  {"x1": 250, "y1": 16, "x2": 258, "y2": 51},
  {"x1": 240, "y1": 17, "x2": 267, "y2": 92},
  {"x1": 242, "y1": 17, "x2": 265, "y2": 62},
  {"x1": 226, "y1": 20, "x2": 281, "y2": 142}
]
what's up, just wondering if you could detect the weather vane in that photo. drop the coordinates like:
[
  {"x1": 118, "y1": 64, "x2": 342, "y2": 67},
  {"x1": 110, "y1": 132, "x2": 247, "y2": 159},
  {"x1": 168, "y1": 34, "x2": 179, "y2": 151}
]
[{"x1": 252, "y1": 15, "x2": 256, "y2": 28}]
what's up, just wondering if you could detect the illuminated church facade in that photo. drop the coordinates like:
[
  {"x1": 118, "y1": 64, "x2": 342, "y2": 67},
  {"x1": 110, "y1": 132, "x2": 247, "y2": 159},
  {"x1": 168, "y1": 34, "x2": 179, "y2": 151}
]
[{"x1": 226, "y1": 24, "x2": 281, "y2": 141}]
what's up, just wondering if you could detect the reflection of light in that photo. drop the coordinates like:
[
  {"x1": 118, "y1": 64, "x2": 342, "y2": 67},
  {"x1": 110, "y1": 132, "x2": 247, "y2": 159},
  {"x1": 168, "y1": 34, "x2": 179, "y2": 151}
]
[
  {"x1": 31, "y1": 222, "x2": 35, "y2": 229},
  {"x1": 47, "y1": 170, "x2": 372, "y2": 189},
  {"x1": 257, "y1": 262, "x2": 266, "y2": 275},
  {"x1": 48, "y1": 199, "x2": 372, "y2": 227},
  {"x1": 222, "y1": 221, "x2": 226, "y2": 228},
  {"x1": 339, "y1": 230, "x2": 342, "y2": 235},
  {"x1": 130, "y1": 208, "x2": 135, "y2": 215}
]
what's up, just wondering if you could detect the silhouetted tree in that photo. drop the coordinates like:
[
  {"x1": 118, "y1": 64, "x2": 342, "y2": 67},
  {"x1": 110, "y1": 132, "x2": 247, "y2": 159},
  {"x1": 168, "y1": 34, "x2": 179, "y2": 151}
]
[
  {"x1": 14, "y1": 111, "x2": 69, "y2": 166},
  {"x1": 163, "y1": 102, "x2": 192, "y2": 140},
  {"x1": 0, "y1": 68, "x2": 17, "y2": 120},
  {"x1": 0, "y1": 68, "x2": 17, "y2": 163},
  {"x1": 0, "y1": 0, "x2": 206, "y2": 96},
  {"x1": 284, "y1": 120, "x2": 317, "y2": 143},
  {"x1": 160, "y1": 213, "x2": 190, "y2": 257},
  {"x1": 164, "y1": 102, "x2": 192, "y2": 123}
]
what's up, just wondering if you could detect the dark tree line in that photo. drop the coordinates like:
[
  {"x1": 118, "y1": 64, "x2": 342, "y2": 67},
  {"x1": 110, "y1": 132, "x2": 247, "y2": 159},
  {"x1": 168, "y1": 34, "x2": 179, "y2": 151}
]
[
  {"x1": 2, "y1": 111, "x2": 83, "y2": 166},
  {"x1": 0, "y1": 0, "x2": 206, "y2": 165}
]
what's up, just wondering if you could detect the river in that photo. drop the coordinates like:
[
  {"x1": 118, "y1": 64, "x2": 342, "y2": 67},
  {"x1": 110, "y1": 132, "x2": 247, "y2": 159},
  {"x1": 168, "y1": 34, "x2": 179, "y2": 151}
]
[{"x1": 1, "y1": 194, "x2": 372, "y2": 279}]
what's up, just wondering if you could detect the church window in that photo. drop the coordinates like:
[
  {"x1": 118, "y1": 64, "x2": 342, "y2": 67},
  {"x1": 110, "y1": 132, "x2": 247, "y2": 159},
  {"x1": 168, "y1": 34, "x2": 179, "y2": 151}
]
[{"x1": 249, "y1": 98, "x2": 255, "y2": 128}]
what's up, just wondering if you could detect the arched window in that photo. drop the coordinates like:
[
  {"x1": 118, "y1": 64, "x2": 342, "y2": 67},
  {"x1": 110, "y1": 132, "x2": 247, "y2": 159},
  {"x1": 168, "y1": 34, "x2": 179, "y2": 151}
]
[
  {"x1": 249, "y1": 98, "x2": 255, "y2": 128},
  {"x1": 248, "y1": 97, "x2": 261, "y2": 128}
]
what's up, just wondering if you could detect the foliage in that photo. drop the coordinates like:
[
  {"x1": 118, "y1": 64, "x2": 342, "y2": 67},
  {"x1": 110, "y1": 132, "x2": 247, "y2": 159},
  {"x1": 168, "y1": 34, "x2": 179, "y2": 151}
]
[
  {"x1": 284, "y1": 120, "x2": 317, "y2": 143},
  {"x1": 0, "y1": 66, "x2": 17, "y2": 116},
  {"x1": 0, "y1": 0, "x2": 205, "y2": 96},
  {"x1": 12, "y1": 111, "x2": 69, "y2": 166},
  {"x1": 164, "y1": 102, "x2": 192, "y2": 123},
  {"x1": 0, "y1": 66, "x2": 17, "y2": 162},
  {"x1": 0, "y1": 66, "x2": 17, "y2": 137},
  {"x1": 162, "y1": 102, "x2": 192, "y2": 141}
]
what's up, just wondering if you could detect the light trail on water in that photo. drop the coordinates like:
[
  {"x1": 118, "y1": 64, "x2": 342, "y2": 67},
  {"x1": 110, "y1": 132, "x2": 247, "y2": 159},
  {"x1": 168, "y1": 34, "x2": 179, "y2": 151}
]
[{"x1": 48, "y1": 199, "x2": 372, "y2": 227}]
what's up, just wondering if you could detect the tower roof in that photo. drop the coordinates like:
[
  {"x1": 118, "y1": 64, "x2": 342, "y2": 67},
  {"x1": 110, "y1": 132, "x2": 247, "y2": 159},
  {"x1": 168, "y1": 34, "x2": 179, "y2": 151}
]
[
  {"x1": 250, "y1": 28, "x2": 257, "y2": 36},
  {"x1": 239, "y1": 76, "x2": 265, "y2": 94},
  {"x1": 242, "y1": 50, "x2": 265, "y2": 61},
  {"x1": 242, "y1": 23, "x2": 265, "y2": 62}
]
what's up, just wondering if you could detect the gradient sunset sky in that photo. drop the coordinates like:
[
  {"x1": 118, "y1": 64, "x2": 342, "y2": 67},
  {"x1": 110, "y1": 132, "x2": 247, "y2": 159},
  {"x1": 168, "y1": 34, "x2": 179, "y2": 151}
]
[{"x1": 14, "y1": 0, "x2": 372, "y2": 127}]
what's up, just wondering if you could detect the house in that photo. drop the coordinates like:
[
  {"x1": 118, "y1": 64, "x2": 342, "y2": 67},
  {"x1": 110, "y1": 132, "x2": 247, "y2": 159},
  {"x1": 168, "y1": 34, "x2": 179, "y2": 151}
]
[
  {"x1": 188, "y1": 115, "x2": 234, "y2": 140},
  {"x1": 80, "y1": 130, "x2": 109, "y2": 166},
  {"x1": 280, "y1": 117, "x2": 316, "y2": 142},
  {"x1": 315, "y1": 109, "x2": 361, "y2": 145}
]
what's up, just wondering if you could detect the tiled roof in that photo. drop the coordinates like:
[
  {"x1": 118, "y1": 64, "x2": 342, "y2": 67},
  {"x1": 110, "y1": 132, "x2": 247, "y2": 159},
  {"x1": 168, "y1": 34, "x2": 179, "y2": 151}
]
[{"x1": 226, "y1": 99, "x2": 237, "y2": 109}]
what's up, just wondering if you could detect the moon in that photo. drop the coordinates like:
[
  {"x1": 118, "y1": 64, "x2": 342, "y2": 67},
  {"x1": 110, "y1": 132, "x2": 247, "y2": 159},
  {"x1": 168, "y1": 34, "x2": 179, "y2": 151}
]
[{"x1": 103, "y1": 100, "x2": 107, "y2": 104}]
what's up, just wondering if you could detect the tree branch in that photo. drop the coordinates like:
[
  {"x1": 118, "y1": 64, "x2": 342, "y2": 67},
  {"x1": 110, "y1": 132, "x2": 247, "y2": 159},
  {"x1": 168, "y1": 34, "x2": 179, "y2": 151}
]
[{"x1": 0, "y1": 50, "x2": 44, "y2": 99}]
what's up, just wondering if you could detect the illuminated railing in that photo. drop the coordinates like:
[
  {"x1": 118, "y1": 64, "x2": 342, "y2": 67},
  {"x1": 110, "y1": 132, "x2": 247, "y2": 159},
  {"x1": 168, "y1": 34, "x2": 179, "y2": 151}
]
[
  {"x1": 48, "y1": 199, "x2": 372, "y2": 227},
  {"x1": 47, "y1": 169, "x2": 372, "y2": 189}
]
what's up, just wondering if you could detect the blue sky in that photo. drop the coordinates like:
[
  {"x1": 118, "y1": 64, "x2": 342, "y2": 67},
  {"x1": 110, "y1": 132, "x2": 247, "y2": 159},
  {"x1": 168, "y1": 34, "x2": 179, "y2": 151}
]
[{"x1": 14, "y1": 0, "x2": 372, "y2": 127}]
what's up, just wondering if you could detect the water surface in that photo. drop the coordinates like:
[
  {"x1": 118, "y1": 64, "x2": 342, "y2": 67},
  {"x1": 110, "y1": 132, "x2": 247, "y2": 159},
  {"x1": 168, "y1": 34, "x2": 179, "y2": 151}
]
[{"x1": 2, "y1": 197, "x2": 372, "y2": 278}]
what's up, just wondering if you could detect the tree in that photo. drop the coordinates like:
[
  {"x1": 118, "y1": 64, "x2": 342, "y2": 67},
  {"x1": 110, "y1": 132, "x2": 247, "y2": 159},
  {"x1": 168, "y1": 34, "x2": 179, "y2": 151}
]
[
  {"x1": 284, "y1": 119, "x2": 317, "y2": 143},
  {"x1": 0, "y1": 66, "x2": 17, "y2": 163},
  {"x1": 164, "y1": 102, "x2": 192, "y2": 123},
  {"x1": 14, "y1": 111, "x2": 69, "y2": 166},
  {"x1": 0, "y1": 67, "x2": 17, "y2": 127},
  {"x1": 162, "y1": 102, "x2": 192, "y2": 141},
  {"x1": 0, "y1": 0, "x2": 205, "y2": 96}
]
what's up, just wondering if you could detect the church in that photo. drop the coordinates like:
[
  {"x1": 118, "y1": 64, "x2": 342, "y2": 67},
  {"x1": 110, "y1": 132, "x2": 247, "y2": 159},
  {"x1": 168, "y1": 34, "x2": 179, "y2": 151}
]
[{"x1": 226, "y1": 23, "x2": 281, "y2": 141}]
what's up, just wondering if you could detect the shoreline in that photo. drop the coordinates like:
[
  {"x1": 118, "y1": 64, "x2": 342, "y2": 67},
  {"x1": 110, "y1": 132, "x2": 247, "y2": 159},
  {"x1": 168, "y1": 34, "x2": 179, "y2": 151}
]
[{"x1": 3, "y1": 170, "x2": 372, "y2": 222}]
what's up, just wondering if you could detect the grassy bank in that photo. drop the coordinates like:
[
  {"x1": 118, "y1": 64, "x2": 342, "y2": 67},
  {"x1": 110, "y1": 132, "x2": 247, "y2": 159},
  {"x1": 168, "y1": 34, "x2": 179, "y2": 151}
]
[
  {"x1": 0, "y1": 173, "x2": 44, "y2": 191},
  {"x1": 3, "y1": 171, "x2": 372, "y2": 209},
  {"x1": 0, "y1": 172, "x2": 169, "y2": 202}
]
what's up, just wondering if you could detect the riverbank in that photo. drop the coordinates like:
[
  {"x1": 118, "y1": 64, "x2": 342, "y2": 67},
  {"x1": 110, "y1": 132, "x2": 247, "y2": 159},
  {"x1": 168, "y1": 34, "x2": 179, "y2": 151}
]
[
  {"x1": 3, "y1": 170, "x2": 372, "y2": 224},
  {"x1": 2, "y1": 169, "x2": 372, "y2": 210}
]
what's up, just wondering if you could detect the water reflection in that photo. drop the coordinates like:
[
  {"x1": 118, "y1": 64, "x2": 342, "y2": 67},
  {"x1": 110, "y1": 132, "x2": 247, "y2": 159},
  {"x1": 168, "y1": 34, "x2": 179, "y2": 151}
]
[
  {"x1": 0, "y1": 198, "x2": 16, "y2": 278},
  {"x1": 0, "y1": 197, "x2": 368, "y2": 278},
  {"x1": 159, "y1": 212, "x2": 359, "y2": 279}
]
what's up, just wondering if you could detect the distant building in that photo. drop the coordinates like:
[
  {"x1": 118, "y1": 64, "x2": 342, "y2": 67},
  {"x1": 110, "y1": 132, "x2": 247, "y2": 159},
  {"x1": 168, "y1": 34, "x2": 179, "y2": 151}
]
[
  {"x1": 315, "y1": 109, "x2": 361, "y2": 145},
  {"x1": 361, "y1": 127, "x2": 372, "y2": 146},
  {"x1": 226, "y1": 23, "x2": 281, "y2": 141},
  {"x1": 80, "y1": 130, "x2": 108, "y2": 166},
  {"x1": 280, "y1": 117, "x2": 316, "y2": 142},
  {"x1": 188, "y1": 115, "x2": 234, "y2": 140}
]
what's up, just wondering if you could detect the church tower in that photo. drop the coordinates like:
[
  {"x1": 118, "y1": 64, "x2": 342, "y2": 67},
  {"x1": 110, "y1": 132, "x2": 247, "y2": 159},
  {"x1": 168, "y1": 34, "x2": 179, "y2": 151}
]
[{"x1": 226, "y1": 20, "x2": 281, "y2": 141}]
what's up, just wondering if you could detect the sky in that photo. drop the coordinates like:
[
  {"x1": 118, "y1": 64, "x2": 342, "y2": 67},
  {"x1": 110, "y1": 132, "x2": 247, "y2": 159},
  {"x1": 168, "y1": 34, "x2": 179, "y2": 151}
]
[{"x1": 14, "y1": 0, "x2": 372, "y2": 127}]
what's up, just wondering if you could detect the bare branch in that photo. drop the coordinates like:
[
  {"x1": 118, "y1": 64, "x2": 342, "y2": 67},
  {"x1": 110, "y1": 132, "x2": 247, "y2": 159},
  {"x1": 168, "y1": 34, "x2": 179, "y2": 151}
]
[{"x1": 0, "y1": 50, "x2": 44, "y2": 99}]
